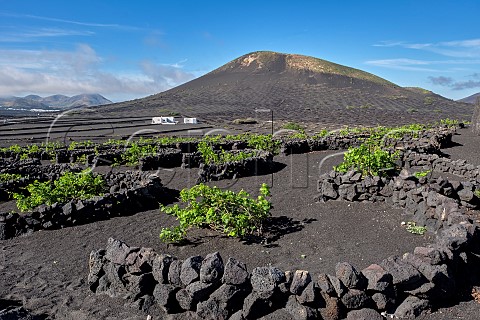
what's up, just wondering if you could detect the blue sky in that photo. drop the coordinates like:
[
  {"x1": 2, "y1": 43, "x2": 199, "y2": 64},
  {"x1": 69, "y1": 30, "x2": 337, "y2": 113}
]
[{"x1": 0, "y1": 0, "x2": 479, "y2": 102}]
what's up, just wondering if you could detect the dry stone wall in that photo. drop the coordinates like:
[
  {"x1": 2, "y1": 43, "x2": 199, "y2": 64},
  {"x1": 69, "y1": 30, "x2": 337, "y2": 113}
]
[
  {"x1": 196, "y1": 151, "x2": 274, "y2": 183},
  {"x1": 281, "y1": 128, "x2": 455, "y2": 156},
  {"x1": 88, "y1": 223, "x2": 479, "y2": 320},
  {"x1": 316, "y1": 168, "x2": 479, "y2": 232},
  {"x1": 402, "y1": 151, "x2": 480, "y2": 183},
  {"x1": 0, "y1": 171, "x2": 164, "y2": 240}
]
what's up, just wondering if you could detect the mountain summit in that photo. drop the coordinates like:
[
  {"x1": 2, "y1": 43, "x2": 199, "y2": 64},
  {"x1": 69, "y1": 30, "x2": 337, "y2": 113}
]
[
  {"x1": 100, "y1": 51, "x2": 472, "y2": 127},
  {"x1": 213, "y1": 51, "x2": 394, "y2": 86}
]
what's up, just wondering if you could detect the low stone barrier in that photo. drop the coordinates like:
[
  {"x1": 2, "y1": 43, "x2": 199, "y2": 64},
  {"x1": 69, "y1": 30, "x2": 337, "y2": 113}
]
[
  {"x1": 181, "y1": 152, "x2": 203, "y2": 169},
  {"x1": 280, "y1": 128, "x2": 454, "y2": 156},
  {"x1": 0, "y1": 158, "x2": 42, "y2": 171},
  {"x1": 88, "y1": 222, "x2": 479, "y2": 319},
  {"x1": 0, "y1": 171, "x2": 164, "y2": 240},
  {"x1": 402, "y1": 151, "x2": 480, "y2": 183},
  {"x1": 388, "y1": 128, "x2": 454, "y2": 152},
  {"x1": 316, "y1": 169, "x2": 479, "y2": 233},
  {"x1": 280, "y1": 135, "x2": 367, "y2": 155},
  {"x1": 0, "y1": 163, "x2": 83, "y2": 200},
  {"x1": 196, "y1": 151, "x2": 274, "y2": 183},
  {"x1": 315, "y1": 170, "x2": 391, "y2": 203},
  {"x1": 139, "y1": 148, "x2": 183, "y2": 170}
]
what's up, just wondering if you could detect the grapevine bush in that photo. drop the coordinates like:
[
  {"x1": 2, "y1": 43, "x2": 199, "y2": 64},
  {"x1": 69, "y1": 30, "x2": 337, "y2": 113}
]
[
  {"x1": 121, "y1": 142, "x2": 158, "y2": 165},
  {"x1": 245, "y1": 134, "x2": 281, "y2": 154},
  {"x1": 160, "y1": 183, "x2": 272, "y2": 243},
  {"x1": 13, "y1": 169, "x2": 105, "y2": 212},
  {"x1": 0, "y1": 173, "x2": 22, "y2": 182},
  {"x1": 197, "y1": 140, "x2": 255, "y2": 164},
  {"x1": 334, "y1": 142, "x2": 398, "y2": 176}
]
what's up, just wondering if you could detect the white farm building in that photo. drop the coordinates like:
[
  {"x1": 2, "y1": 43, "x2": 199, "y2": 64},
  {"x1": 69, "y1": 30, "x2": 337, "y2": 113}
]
[{"x1": 152, "y1": 117, "x2": 178, "y2": 125}]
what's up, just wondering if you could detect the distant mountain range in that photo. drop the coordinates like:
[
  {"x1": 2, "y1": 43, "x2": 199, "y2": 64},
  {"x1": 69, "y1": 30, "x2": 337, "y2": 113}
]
[
  {"x1": 458, "y1": 92, "x2": 480, "y2": 104},
  {"x1": 0, "y1": 94, "x2": 111, "y2": 111},
  {"x1": 98, "y1": 51, "x2": 473, "y2": 127}
]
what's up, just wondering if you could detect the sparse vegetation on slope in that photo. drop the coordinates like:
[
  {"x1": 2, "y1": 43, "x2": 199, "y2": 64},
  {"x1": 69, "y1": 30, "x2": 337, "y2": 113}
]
[{"x1": 95, "y1": 51, "x2": 471, "y2": 126}]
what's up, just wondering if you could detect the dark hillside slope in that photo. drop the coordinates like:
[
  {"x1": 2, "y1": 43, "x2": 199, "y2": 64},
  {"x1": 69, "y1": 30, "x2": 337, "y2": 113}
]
[
  {"x1": 98, "y1": 51, "x2": 473, "y2": 127},
  {"x1": 459, "y1": 92, "x2": 480, "y2": 104}
]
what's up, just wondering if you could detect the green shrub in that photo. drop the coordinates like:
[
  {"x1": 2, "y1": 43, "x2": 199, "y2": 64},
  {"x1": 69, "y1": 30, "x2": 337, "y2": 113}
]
[
  {"x1": 198, "y1": 140, "x2": 219, "y2": 164},
  {"x1": 414, "y1": 170, "x2": 431, "y2": 178},
  {"x1": 67, "y1": 140, "x2": 92, "y2": 151},
  {"x1": 232, "y1": 118, "x2": 258, "y2": 124},
  {"x1": 0, "y1": 173, "x2": 22, "y2": 182},
  {"x1": 41, "y1": 141, "x2": 61, "y2": 158},
  {"x1": 282, "y1": 122, "x2": 305, "y2": 132},
  {"x1": 246, "y1": 134, "x2": 280, "y2": 154},
  {"x1": 0, "y1": 141, "x2": 63, "y2": 160},
  {"x1": 202, "y1": 135, "x2": 222, "y2": 145},
  {"x1": 198, "y1": 140, "x2": 255, "y2": 164},
  {"x1": 218, "y1": 150, "x2": 256, "y2": 163},
  {"x1": 68, "y1": 141, "x2": 79, "y2": 151},
  {"x1": 7, "y1": 144, "x2": 22, "y2": 154},
  {"x1": 75, "y1": 154, "x2": 88, "y2": 164},
  {"x1": 334, "y1": 143, "x2": 398, "y2": 176},
  {"x1": 336, "y1": 126, "x2": 367, "y2": 136},
  {"x1": 380, "y1": 123, "x2": 427, "y2": 140},
  {"x1": 0, "y1": 144, "x2": 43, "y2": 159},
  {"x1": 423, "y1": 97, "x2": 435, "y2": 105},
  {"x1": 121, "y1": 142, "x2": 158, "y2": 165},
  {"x1": 157, "y1": 108, "x2": 180, "y2": 116},
  {"x1": 314, "y1": 129, "x2": 330, "y2": 138},
  {"x1": 338, "y1": 127, "x2": 350, "y2": 136},
  {"x1": 439, "y1": 118, "x2": 459, "y2": 127},
  {"x1": 160, "y1": 183, "x2": 272, "y2": 243},
  {"x1": 103, "y1": 138, "x2": 126, "y2": 146},
  {"x1": 13, "y1": 170, "x2": 105, "y2": 212},
  {"x1": 405, "y1": 221, "x2": 427, "y2": 235},
  {"x1": 289, "y1": 132, "x2": 308, "y2": 139}
]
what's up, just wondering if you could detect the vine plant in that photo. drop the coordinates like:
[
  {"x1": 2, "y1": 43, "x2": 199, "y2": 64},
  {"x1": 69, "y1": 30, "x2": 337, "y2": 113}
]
[
  {"x1": 160, "y1": 183, "x2": 272, "y2": 243},
  {"x1": 13, "y1": 169, "x2": 105, "y2": 212}
]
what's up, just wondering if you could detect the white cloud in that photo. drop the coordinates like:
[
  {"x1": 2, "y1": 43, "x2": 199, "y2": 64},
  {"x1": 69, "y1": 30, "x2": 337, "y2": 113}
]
[
  {"x1": 140, "y1": 60, "x2": 195, "y2": 87},
  {"x1": 365, "y1": 58, "x2": 440, "y2": 72},
  {"x1": 373, "y1": 38, "x2": 480, "y2": 58},
  {"x1": 0, "y1": 45, "x2": 197, "y2": 101},
  {"x1": 365, "y1": 57, "x2": 480, "y2": 72},
  {"x1": 0, "y1": 27, "x2": 94, "y2": 42},
  {"x1": 0, "y1": 12, "x2": 128, "y2": 29},
  {"x1": 441, "y1": 39, "x2": 480, "y2": 48}
]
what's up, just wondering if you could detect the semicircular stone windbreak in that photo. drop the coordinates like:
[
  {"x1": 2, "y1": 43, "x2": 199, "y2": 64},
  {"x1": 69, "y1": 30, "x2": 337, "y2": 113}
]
[
  {"x1": 0, "y1": 167, "x2": 165, "y2": 240},
  {"x1": 87, "y1": 212, "x2": 478, "y2": 319}
]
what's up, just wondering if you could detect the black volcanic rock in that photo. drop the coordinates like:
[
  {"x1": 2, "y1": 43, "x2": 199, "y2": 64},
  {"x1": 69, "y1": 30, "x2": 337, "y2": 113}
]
[{"x1": 96, "y1": 51, "x2": 473, "y2": 126}]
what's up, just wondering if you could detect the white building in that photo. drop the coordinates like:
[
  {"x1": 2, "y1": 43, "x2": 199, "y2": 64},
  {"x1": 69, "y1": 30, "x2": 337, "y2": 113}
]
[
  {"x1": 183, "y1": 117, "x2": 198, "y2": 124},
  {"x1": 152, "y1": 117, "x2": 178, "y2": 125}
]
